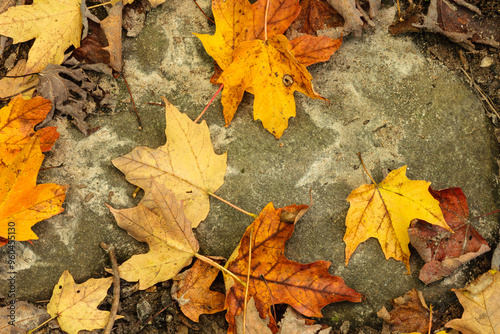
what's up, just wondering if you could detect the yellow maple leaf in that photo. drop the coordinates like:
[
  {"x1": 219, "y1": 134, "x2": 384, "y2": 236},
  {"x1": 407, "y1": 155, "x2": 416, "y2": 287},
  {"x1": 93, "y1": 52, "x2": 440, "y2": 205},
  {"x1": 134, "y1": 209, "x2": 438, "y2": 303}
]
[
  {"x1": 107, "y1": 181, "x2": 199, "y2": 289},
  {"x1": 446, "y1": 269, "x2": 500, "y2": 334},
  {"x1": 218, "y1": 35, "x2": 325, "y2": 138},
  {"x1": 0, "y1": 135, "x2": 66, "y2": 241},
  {"x1": 0, "y1": 0, "x2": 82, "y2": 74},
  {"x1": 47, "y1": 270, "x2": 122, "y2": 334},
  {"x1": 112, "y1": 97, "x2": 227, "y2": 227},
  {"x1": 344, "y1": 166, "x2": 450, "y2": 271}
]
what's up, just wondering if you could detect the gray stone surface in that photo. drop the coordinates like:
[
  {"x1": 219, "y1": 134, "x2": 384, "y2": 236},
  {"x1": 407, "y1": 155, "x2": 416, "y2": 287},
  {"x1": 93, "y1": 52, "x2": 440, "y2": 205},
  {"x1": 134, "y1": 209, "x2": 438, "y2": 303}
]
[{"x1": 1, "y1": 0, "x2": 498, "y2": 330}]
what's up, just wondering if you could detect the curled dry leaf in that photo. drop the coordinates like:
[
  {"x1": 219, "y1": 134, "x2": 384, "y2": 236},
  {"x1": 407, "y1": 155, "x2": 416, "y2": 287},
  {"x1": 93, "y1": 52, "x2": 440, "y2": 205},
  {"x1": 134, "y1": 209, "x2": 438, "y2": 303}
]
[
  {"x1": 112, "y1": 97, "x2": 227, "y2": 227},
  {"x1": 344, "y1": 166, "x2": 449, "y2": 271},
  {"x1": 171, "y1": 259, "x2": 225, "y2": 322},
  {"x1": 47, "y1": 271, "x2": 122, "y2": 334},
  {"x1": 408, "y1": 187, "x2": 490, "y2": 284},
  {"x1": 107, "y1": 181, "x2": 199, "y2": 289},
  {"x1": 225, "y1": 203, "x2": 364, "y2": 333},
  {"x1": 0, "y1": 0, "x2": 82, "y2": 74},
  {"x1": 446, "y1": 269, "x2": 500, "y2": 334}
]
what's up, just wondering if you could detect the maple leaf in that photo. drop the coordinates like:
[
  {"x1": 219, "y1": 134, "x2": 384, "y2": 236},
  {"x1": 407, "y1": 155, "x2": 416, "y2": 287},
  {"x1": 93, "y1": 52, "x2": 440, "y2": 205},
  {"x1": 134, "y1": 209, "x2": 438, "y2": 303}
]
[
  {"x1": 224, "y1": 202, "x2": 364, "y2": 334},
  {"x1": 171, "y1": 258, "x2": 225, "y2": 322},
  {"x1": 0, "y1": 0, "x2": 82, "y2": 74},
  {"x1": 107, "y1": 181, "x2": 199, "y2": 289},
  {"x1": 112, "y1": 97, "x2": 227, "y2": 227},
  {"x1": 218, "y1": 35, "x2": 326, "y2": 138},
  {"x1": 446, "y1": 269, "x2": 500, "y2": 333},
  {"x1": 0, "y1": 135, "x2": 66, "y2": 241},
  {"x1": 408, "y1": 187, "x2": 490, "y2": 284},
  {"x1": 0, "y1": 95, "x2": 59, "y2": 167},
  {"x1": 344, "y1": 166, "x2": 450, "y2": 271},
  {"x1": 47, "y1": 270, "x2": 122, "y2": 334}
]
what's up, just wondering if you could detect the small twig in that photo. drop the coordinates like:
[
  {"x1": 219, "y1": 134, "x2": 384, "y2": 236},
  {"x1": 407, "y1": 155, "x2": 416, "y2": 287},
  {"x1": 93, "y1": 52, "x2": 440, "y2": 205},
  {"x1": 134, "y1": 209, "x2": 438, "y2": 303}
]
[
  {"x1": 146, "y1": 102, "x2": 166, "y2": 107},
  {"x1": 138, "y1": 301, "x2": 177, "y2": 331},
  {"x1": 243, "y1": 227, "x2": 255, "y2": 334},
  {"x1": 121, "y1": 73, "x2": 143, "y2": 131},
  {"x1": 461, "y1": 67, "x2": 499, "y2": 119},
  {"x1": 194, "y1": 84, "x2": 223, "y2": 123},
  {"x1": 40, "y1": 163, "x2": 64, "y2": 171},
  {"x1": 208, "y1": 192, "x2": 257, "y2": 218},
  {"x1": 101, "y1": 242, "x2": 120, "y2": 334},
  {"x1": 357, "y1": 152, "x2": 377, "y2": 184},
  {"x1": 191, "y1": 0, "x2": 215, "y2": 24}
]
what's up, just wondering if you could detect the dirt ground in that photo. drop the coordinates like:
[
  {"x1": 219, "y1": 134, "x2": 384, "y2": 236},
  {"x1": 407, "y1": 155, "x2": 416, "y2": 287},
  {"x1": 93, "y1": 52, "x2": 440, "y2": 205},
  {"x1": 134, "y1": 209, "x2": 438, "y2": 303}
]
[{"x1": 1, "y1": 0, "x2": 499, "y2": 333}]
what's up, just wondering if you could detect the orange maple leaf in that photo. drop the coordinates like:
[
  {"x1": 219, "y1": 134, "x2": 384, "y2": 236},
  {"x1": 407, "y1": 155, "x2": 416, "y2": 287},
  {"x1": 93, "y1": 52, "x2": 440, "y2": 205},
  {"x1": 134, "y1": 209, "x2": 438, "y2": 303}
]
[
  {"x1": 224, "y1": 202, "x2": 364, "y2": 333},
  {"x1": 0, "y1": 135, "x2": 66, "y2": 241},
  {"x1": 0, "y1": 95, "x2": 59, "y2": 167}
]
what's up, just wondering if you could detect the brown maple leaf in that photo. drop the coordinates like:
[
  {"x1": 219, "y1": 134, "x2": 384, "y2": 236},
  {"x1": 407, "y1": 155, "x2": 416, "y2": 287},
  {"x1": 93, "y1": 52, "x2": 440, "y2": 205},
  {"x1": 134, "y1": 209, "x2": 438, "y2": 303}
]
[
  {"x1": 408, "y1": 187, "x2": 490, "y2": 284},
  {"x1": 289, "y1": 0, "x2": 344, "y2": 36},
  {"x1": 224, "y1": 202, "x2": 364, "y2": 334}
]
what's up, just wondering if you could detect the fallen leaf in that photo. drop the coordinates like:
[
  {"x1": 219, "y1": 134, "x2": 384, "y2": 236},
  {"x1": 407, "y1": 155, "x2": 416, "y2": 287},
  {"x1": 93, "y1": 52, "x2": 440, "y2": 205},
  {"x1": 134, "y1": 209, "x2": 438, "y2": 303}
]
[
  {"x1": 225, "y1": 202, "x2": 364, "y2": 333},
  {"x1": 123, "y1": 0, "x2": 152, "y2": 37},
  {"x1": 218, "y1": 35, "x2": 326, "y2": 138},
  {"x1": 325, "y1": 0, "x2": 379, "y2": 37},
  {"x1": 278, "y1": 306, "x2": 332, "y2": 334},
  {"x1": 72, "y1": 20, "x2": 111, "y2": 66},
  {"x1": 0, "y1": 95, "x2": 59, "y2": 166},
  {"x1": 0, "y1": 135, "x2": 66, "y2": 241},
  {"x1": 446, "y1": 269, "x2": 500, "y2": 333},
  {"x1": 289, "y1": 35, "x2": 342, "y2": 67},
  {"x1": 107, "y1": 181, "x2": 199, "y2": 289},
  {"x1": 408, "y1": 187, "x2": 490, "y2": 284},
  {"x1": 378, "y1": 289, "x2": 431, "y2": 333},
  {"x1": 0, "y1": 0, "x2": 82, "y2": 74},
  {"x1": 0, "y1": 60, "x2": 39, "y2": 99},
  {"x1": 0, "y1": 301, "x2": 50, "y2": 334},
  {"x1": 171, "y1": 258, "x2": 225, "y2": 322},
  {"x1": 101, "y1": 1, "x2": 123, "y2": 72},
  {"x1": 47, "y1": 270, "x2": 121, "y2": 334},
  {"x1": 112, "y1": 97, "x2": 227, "y2": 227},
  {"x1": 344, "y1": 166, "x2": 449, "y2": 271},
  {"x1": 235, "y1": 297, "x2": 272, "y2": 334},
  {"x1": 36, "y1": 64, "x2": 98, "y2": 135},
  {"x1": 288, "y1": 0, "x2": 344, "y2": 36}
]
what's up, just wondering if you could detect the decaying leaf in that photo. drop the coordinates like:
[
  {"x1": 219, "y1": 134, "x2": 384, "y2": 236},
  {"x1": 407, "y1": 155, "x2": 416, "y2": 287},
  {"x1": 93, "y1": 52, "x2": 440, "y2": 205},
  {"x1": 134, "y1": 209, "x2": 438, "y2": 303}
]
[
  {"x1": 235, "y1": 297, "x2": 272, "y2": 334},
  {"x1": 0, "y1": 0, "x2": 82, "y2": 74},
  {"x1": 0, "y1": 95, "x2": 59, "y2": 166},
  {"x1": 0, "y1": 301, "x2": 50, "y2": 334},
  {"x1": 325, "y1": 0, "x2": 380, "y2": 37},
  {"x1": 408, "y1": 187, "x2": 490, "y2": 284},
  {"x1": 101, "y1": 1, "x2": 123, "y2": 72},
  {"x1": 344, "y1": 166, "x2": 449, "y2": 271},
  {"x1": 123, "y1": 0, "x2": 152, "y2": 37},
  {"x1": 225, "y1": 202, "x2": 364, "y2": 333},
  {"x1": 377, "y1": 289, "x2": 431, "y2": 333},
  {"x1": 288, "y1": 0, "x2": 344, "y2": 36},
  {"x1": 112, "y1": 97, "x2": 227, "y2": 227},
  {"x1": 278, "y1": 307, "x2": 332, "y2": 334},
  {"x1": 107, "y1": 181, "x2": 199, "y2": 289},
  {"x1": 172, "y1": 258, "x2": 225, "y2": 322},
  {"x1": 0, "y1": 135, "x2": 66, "y2": 241},
  {"x1": 0, "y1": 60, "x2": 39, "y2": 99},
  {"x1": 218, "y1": 35, "x2": 326, "y2": 138},
  {"x1": 47, "y1": 270, "x2": 121, "y2": 334},
  {"x1": 446, "y1": 269, "x2": 500, "y2": 334}
]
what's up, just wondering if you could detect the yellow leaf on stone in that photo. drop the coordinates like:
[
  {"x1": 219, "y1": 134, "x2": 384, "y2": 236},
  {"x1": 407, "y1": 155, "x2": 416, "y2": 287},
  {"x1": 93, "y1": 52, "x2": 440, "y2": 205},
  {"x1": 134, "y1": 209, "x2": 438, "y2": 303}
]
[
  {"x1": 107, "y1": 181, "x2": 199, "y2": 289},
  {"x1": 344, "y1": 166, "x2": 449, "y2": 271},
  {"x1": 47, "y1": 271, "x2": 122, "y2": 334},
  {"x1": 0, "y1": 0, "x2": 82, "y2": 74},
  {"x1": 218, "y1": 35, "x2": 325, "y2": 138},
  {"x1": 112, "y1": 97, "x2": 227, "y2": 227}
]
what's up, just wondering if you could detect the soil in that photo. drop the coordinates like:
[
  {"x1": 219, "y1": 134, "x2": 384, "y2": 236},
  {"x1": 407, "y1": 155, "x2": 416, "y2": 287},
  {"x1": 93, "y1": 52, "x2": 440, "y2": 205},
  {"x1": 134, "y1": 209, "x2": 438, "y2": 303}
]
[{"x1": 1, "y1": 0, "x2": 499, "y2": 333}]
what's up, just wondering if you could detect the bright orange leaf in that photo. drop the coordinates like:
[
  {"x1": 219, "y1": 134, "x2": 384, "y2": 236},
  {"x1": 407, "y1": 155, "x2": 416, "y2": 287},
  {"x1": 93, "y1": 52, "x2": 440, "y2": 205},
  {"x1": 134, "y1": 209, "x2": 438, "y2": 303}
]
[
  {"x1": 0, "y1": 95, "x2": 59, "y2": 167},
  {"x1": 344, "y1": 166, "x2": 450, "y2": 271},
  {"x1": 0, "y1": 135, "x2": 66, "y2": 241},
  {"x1": 224, "y1": 202, "x2": 364, "y2": 333}
]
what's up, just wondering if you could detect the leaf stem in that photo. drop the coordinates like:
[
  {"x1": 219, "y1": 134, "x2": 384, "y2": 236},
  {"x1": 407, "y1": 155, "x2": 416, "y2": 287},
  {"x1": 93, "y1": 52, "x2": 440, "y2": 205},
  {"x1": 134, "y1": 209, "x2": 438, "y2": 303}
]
[
  {"x1": 28, "y1": 316, "x2": 56, "y2": 333},
  {"x1": 357, "y1": 152, "x2": 377, "y2": 184},
  {"x1": 121, "y1": 73, "x2": 143, "y2": 131},
  {"x1": 191, "y1": 0, "x2": 215, "y2": 24},
  {"x1": 264, "y1": 0, "x2": 270, "y2": 41},
  {"x1": 194, "y1": 253, "x2": 246, "y2": 287},
  {"x1": 208, "y1": 192, "x2": 257, "y2": 218},
  {"x1": 194, "y1": 84, "x2": 223, "y2": 123},
  {"x1": 243, "y1": 227, "x2": 254, "y2": 334}
]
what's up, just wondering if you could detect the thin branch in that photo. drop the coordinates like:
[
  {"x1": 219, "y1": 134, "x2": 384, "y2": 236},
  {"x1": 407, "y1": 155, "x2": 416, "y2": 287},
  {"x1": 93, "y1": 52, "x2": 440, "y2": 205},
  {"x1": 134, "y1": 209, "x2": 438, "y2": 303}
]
[
  {"x1": 191, "y1": 0, "x2": 215, "y2": 24},
  {"x1": 101, "y1": 243, "x2": 120, "y2": 334},
  {"x1": 208, "y1": 192, "x2": 257, "y2": 218},
  {"x1": 194, "y1": 84, "x2": 223, "y2": 123},
  {"x1": 357, "y1": 152, "x2": 377, "y2": 184},
  {"x1": 460, "y1": 67, "x2": 499, "y2": 119},
  {"x1": 121, "y1": 73, "x2": 143, "y2": 131}
]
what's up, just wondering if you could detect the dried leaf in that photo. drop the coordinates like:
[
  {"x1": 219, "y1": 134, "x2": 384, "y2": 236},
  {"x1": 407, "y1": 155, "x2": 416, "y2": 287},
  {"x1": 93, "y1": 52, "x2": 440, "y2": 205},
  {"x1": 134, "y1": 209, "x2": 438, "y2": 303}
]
[
  {"x1": 0, "y1": 301, "x2": 50, "y2": 333},
  {"x1": 408, "y1": 187, "x2": 490, "y2": 284},
  {"x1": 47, "y1": 271, "x2": 121, "y2": 334},
  {"x1": 235, "y1": 297, "x2": 272, "y2": 334},
  {"x1": 0, "y1": 135, "x2": 66, "y2": 241},
  {"x1": 172, "y1": 259, "x2": 225, "y2": 322},
  {"x1": 288, "y1": 0, "x2": 344, "y2": 36},
  {"x1": 446, "y1": 269, "x2": 500, "y2": 333},
  {"x1": 0, "y1": 0, "x2": 82, "y2": 73},
  {"x1": 344, "y1": 166, "x2": 449, "y2": 271},
  {"x1": 107, "y1": 181, "x2": 199, "y2": 289},
  {"x1": 0, "y1": 60, "x2": 39, "y2": 99},
  {"x1": 225, "y1": 203, "x2": 364, "y2": 333},
  {"x1": 123, "y1": 0, "x2": 151, "y2": 37},
  {"x1": 378, "y1": 289, "x2": 430, "y2": 333},
  {"x1": 278, "y1": 307, "x2": 332, "y2": 334},
  {"x1": 101, "y1": 1, "x2": 123, "y2": 72},
  {"x1": 289, "y1": 35, "x2": 342, "y2": 67},
  {"x1": 112, "y1": 97, "x2": 227, "y2": 227}
]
